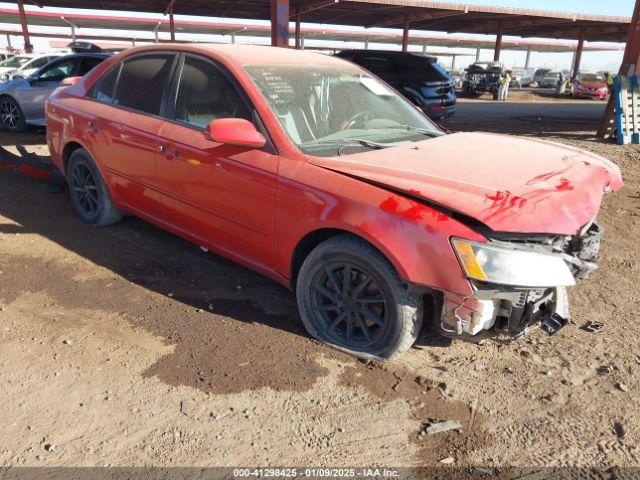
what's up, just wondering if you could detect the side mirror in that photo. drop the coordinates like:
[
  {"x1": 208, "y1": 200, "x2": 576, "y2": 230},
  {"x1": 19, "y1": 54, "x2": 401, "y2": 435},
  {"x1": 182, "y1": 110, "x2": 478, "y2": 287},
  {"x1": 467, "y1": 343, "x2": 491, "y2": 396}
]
[
  {"x1": 60, "y1": 76, "x2": 83, "y2": 87},
  {"x1": 204, "y1": 118, "x2": 266, "y2": 148}
]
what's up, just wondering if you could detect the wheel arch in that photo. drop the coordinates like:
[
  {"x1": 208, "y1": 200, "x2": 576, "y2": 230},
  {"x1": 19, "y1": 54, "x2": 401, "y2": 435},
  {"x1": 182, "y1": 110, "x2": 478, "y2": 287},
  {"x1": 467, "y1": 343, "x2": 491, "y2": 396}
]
[
  {"x1": 61, "y1": 139, "x2": 90, "y2": 175},
  {"x1": 289, "y1": 227, "x2": 409, "y2": 292}
]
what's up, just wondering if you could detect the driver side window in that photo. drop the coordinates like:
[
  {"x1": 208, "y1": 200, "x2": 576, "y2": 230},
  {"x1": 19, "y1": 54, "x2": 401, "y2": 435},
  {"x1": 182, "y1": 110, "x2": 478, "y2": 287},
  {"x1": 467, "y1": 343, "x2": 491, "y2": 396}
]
[
  {"x1": 37, "y1": 58, "x2": 78, "y2": 82},
  {"x1": 174, "y1": 56, "x2": 251, "y2": 128}
]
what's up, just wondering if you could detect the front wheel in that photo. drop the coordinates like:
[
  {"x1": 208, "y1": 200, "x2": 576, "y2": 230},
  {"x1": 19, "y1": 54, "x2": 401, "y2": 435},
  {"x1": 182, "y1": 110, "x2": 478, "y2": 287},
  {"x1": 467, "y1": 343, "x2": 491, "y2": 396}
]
[
  {"x1": 0, "y1": 96, "x2": 26, "y2": 132},
  {"x1": 296, "y1": 235, "x2": 423, "y2": 361}
]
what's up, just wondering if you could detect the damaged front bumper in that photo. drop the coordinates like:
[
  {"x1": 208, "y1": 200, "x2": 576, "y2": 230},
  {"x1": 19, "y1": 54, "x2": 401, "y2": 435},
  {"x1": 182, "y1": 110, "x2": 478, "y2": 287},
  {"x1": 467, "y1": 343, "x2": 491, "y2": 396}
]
[
  {"x1": 439, "y1": 222, "x2": 601, "y2": 339},
  {"x1": 439, "y1": 285, "x2": 570, "y2": 339}
]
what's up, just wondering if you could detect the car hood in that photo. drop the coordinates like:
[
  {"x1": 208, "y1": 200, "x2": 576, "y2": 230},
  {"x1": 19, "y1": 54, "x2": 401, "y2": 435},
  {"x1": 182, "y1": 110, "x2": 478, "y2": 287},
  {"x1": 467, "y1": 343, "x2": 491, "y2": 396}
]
[
  {"x1": 0, "y1": 77, "x2": 29, "y2": 90},
  {"x1": 307, "y1": 132, "x2": 623, "y2": 235},
  {"x1": 577, "y1": 81, "x2": 607, "y2": 89}
]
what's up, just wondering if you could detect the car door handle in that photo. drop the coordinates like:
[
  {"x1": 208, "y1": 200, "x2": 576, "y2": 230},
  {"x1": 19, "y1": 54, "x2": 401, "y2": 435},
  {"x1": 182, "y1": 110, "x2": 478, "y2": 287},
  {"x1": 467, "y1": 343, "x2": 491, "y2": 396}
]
[{"x1": 159, "y1": 145, "x2": 167, "y2": 154}]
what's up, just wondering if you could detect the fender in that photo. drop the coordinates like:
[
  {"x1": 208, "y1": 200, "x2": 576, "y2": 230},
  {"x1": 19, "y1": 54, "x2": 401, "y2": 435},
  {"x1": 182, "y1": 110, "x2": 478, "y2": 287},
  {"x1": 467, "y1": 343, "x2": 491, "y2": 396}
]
[{"x1": 274, "y1": 157, "x2": 486, "y2": 296}]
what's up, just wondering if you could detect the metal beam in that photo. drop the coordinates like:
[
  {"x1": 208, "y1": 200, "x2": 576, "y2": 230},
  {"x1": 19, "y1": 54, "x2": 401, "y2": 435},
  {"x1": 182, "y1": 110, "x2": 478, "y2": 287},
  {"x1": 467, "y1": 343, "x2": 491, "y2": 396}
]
[
  {"x1": 17, "y1": 0, "x2": 32, "y2": 53},
  {"x1": 153, "y1": 21, "x2": 161, "y2": 43},
  {"x1": 622, "y1": 0, "x2": 640, "y2": 72},
  {"x1": 571, "y1": 28, "x2": 585, "y2": 80},
  {"x1": 524, "y1": 47, "x2": 531, "y2": 69},
  {"x1": 271, "y1": 0, "x2": 289, "y2": 47},
  {"x1": 494, "y1": 21, "x2": 503, "y2": 61},
  {"x1": 60, "y1": 16, "x2": 76, "y2": 41},
  {"x1": 291, "y1": 0, "x2": 338, "y2": 17},
  {"x1": 368, "y1": 8, "x2": 468, "y2": 29}
]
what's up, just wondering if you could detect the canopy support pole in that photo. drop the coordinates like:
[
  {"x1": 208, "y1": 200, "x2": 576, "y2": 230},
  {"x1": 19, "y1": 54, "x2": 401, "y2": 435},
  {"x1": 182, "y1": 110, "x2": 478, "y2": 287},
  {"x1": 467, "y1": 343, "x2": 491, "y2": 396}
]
[
  {"x1": 295, "y1": 11, "x2": 301, "y2": 49},
  {"x1": 494, "y1": 21, "x2": 503, "y2": 61},
  {"x1": 402, "y1": 21, "x2": 410, "y2": 52},
  {"x1": 271, "y1": 0, "x2": 290, "y2": 47},
  {"x1": 571, "y1": 28, "x2": 585, "y2": 80},
  {"x1": 17, "y1": 0, "x2": 33, "y2": 53}
]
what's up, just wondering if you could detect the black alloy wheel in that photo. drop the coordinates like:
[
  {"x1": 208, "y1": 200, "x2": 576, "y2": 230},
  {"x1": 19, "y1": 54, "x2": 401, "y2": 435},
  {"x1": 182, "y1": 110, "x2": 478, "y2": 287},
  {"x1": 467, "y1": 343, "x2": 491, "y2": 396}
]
[
  {"x1": 0, "y1": 97, "x2": 26, "y2": 132},
  {"x1": 296, "y1": 235, "x2": 423, "y2": 361},
  {"x1": 311, "y1": 262, "x2": 389, "y2": 348},
  {"x1": 67, "y1": 148, "x2": 122, "y2": 226},
  {"x1": 69, "y1": 161, "x2": 99, "y2": 219}
]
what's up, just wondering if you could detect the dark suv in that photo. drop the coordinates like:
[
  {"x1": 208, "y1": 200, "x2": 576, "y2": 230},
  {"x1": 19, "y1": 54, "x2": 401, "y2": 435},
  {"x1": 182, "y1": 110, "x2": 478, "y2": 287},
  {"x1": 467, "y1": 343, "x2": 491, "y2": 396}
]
[{"x1": 336, "y1": 50, "x2": 456, "y2": 120}]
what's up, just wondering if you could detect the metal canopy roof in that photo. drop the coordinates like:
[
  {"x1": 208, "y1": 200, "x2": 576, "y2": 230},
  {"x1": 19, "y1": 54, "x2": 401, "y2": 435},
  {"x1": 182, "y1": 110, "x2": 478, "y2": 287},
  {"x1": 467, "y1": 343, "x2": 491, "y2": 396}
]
[
  {"x1": 0, "y1": 7, "x2": 625, "y2": 53},
  {"x1": 4, "y1": 0, "x2": 631, "y2": 42}
]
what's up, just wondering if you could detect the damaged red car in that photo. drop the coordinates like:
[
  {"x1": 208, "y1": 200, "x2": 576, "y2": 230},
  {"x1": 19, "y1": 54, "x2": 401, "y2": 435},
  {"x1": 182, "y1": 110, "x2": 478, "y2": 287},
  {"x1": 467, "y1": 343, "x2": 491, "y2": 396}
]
[{"x1": 46, "y1": 45, "x2": 623, "y2": 360}]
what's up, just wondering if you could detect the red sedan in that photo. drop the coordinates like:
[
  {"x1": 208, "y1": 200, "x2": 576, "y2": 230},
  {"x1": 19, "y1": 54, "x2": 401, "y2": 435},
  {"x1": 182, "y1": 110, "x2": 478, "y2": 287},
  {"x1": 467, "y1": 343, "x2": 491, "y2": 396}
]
[
  {"x1": 46, "y1": 45, "x2": 623, "y2": 360},
  {"x1": 572, "y1": 73, "x2": 609, "y2": 100}
]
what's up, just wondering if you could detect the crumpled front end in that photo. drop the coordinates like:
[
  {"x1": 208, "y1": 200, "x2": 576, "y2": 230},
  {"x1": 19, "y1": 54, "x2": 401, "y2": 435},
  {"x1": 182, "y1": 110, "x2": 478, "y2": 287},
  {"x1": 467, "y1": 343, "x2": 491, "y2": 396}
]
[{"x1": 439, "y1": 221, "x2": 602, "y2": 339}]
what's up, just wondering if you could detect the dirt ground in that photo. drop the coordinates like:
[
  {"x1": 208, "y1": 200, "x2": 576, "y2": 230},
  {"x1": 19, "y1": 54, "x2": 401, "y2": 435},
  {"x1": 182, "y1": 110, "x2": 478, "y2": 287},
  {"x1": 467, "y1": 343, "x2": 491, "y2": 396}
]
[{"x1": 0, "y1": 100, "x2": 639, "y2": 472}]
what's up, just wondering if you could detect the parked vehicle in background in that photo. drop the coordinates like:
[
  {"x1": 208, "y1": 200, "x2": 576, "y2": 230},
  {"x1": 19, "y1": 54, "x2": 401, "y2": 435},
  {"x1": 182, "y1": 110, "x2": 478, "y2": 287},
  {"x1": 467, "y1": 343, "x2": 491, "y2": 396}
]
[
  {"x1": 572, "y1": 72, "x2": 608, "y2": 100},
  {"x1": 0, "y1": 54, "x2": 60, "y2": 82},
  {"x1": 46, "y1": 44, "x2": 623, "y2": 360},
  {"x1": 539, "y1": 71, "x2": 563, "y2": 88},
  {"x1": 0, "y1": 52, "x2": 111, "y2": 131},
  {"x1": 461, "y1": 61, "x2": 502, "y2": 99},
  {"x1": 336, "y1": 50, "x2": 456, "y2": 120},
  {"x1": 509, "y1": 68, "x2": 528, "y2": 89},
  {"x1": 0, "y1": 53, "x2": 14, "y2": 62},
  {"x1": 530, "y1": 68, "x2": 551, "y2": 87},
  {"x1": 449, "y1": 70, "x2": 464, "y2": 90}
]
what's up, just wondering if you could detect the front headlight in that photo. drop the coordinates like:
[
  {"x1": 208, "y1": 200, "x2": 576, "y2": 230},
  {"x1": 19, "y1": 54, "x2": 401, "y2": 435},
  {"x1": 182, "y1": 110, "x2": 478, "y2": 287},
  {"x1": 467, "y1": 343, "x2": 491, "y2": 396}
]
[{"x1": 452, "y1": 238, "x2": 576, "y2": 287}]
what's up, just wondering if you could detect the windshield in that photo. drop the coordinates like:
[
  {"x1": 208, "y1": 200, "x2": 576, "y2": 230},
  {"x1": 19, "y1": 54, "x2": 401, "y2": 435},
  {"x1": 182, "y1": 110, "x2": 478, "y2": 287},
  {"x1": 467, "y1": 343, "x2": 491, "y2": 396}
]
[
  {"x1": 0, "y1": 56, "x2": 31, "y2": 68},
  {"x1": 245, "y1": 64, "x2": 442, "y2": 157},
  {"x1": 578, "y1": 73, "x2": 604, "y2": 83}
]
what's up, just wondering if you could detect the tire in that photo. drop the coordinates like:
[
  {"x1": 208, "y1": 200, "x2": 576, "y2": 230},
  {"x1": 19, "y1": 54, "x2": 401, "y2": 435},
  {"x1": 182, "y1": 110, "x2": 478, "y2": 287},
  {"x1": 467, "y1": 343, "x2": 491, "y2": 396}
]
[
  {"x1": 296, "y1": 235, "x2": 423, "y2": 361},
  {"x1": 0, "y1": 96, "x2": 27, "y2": 132},
  {"x1": 67, "y1": 148, "x2": 122, "y2": 226}
]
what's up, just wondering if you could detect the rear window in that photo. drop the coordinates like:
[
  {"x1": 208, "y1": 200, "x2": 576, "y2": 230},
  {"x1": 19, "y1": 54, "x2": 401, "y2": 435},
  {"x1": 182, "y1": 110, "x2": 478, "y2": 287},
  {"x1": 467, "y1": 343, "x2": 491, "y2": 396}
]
[
  {"x1": 422, "y1": 61, "x2": 450, "y2": 82},
  {"x1": 89, "y1": 63, "x2": 120, "y2": 104},
  {"x1": 113, "y1": 54, "x2": 175, "y2": 115}
]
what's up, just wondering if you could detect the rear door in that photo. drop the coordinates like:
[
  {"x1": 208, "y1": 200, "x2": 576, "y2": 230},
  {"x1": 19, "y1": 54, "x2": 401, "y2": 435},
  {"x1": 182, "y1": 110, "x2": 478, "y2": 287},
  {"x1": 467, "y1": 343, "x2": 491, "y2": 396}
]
[
  {"x1": 156, "y1": 53, "x2": 278, "y2": 268},
  {"x1": 81, "y1": 53, "x2": 178, "y2": 217}
]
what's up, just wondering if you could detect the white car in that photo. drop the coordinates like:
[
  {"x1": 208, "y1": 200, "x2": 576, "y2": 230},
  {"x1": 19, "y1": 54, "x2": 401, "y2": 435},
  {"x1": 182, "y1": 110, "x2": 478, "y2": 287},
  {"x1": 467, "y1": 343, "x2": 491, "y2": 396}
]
[{"x1": 0, "y1": 54, "x2": 59, "y2": 82}]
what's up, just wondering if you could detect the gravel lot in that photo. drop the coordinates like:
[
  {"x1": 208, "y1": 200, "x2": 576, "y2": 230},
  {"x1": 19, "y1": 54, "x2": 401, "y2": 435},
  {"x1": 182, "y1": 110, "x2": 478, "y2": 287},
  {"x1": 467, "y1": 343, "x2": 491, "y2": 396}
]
[{"x1": 0, "y1": 99, "x2": 638, "y2": 470}]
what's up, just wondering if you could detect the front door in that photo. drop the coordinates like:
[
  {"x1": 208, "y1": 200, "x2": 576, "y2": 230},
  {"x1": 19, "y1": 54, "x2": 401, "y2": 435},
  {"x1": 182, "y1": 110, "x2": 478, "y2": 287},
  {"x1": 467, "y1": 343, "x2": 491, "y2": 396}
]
[
  {"x1": 15, "y1": 57, "x2": 80, "y2": 123},
  {"x1": 156, "y1": 54, "x2": 278, "y2": 269}
]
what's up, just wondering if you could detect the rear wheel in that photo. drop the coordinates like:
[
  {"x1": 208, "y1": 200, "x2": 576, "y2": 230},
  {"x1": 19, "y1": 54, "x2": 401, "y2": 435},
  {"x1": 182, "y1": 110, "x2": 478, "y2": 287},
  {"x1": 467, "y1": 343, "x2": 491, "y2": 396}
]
[
  {"x1": 0, "y1": 96, "x2": 26, "y2": 132},
  {"x1": 67, "y1": 148, "x2": 122, "y2": 226},
  {"x1": 296, "y1": 235, "x2": 422, "y2": 361}
]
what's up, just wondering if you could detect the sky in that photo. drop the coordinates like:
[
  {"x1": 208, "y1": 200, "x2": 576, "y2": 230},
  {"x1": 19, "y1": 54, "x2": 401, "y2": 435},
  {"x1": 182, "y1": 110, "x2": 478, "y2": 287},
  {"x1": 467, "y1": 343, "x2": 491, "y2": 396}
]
[{"x1": 0, "y1": 0, "x2": 635, "y2": 71}]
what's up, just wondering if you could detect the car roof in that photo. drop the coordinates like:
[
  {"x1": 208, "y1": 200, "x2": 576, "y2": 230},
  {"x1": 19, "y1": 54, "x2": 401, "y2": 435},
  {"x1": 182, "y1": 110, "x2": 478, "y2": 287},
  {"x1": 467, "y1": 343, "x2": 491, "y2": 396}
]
[
  {"x1": 118, "y1": 44, "x2": 348, "y2": 68},
  {"x1": 56, "y1": 52, "x2": 113, "y2": 59}
]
